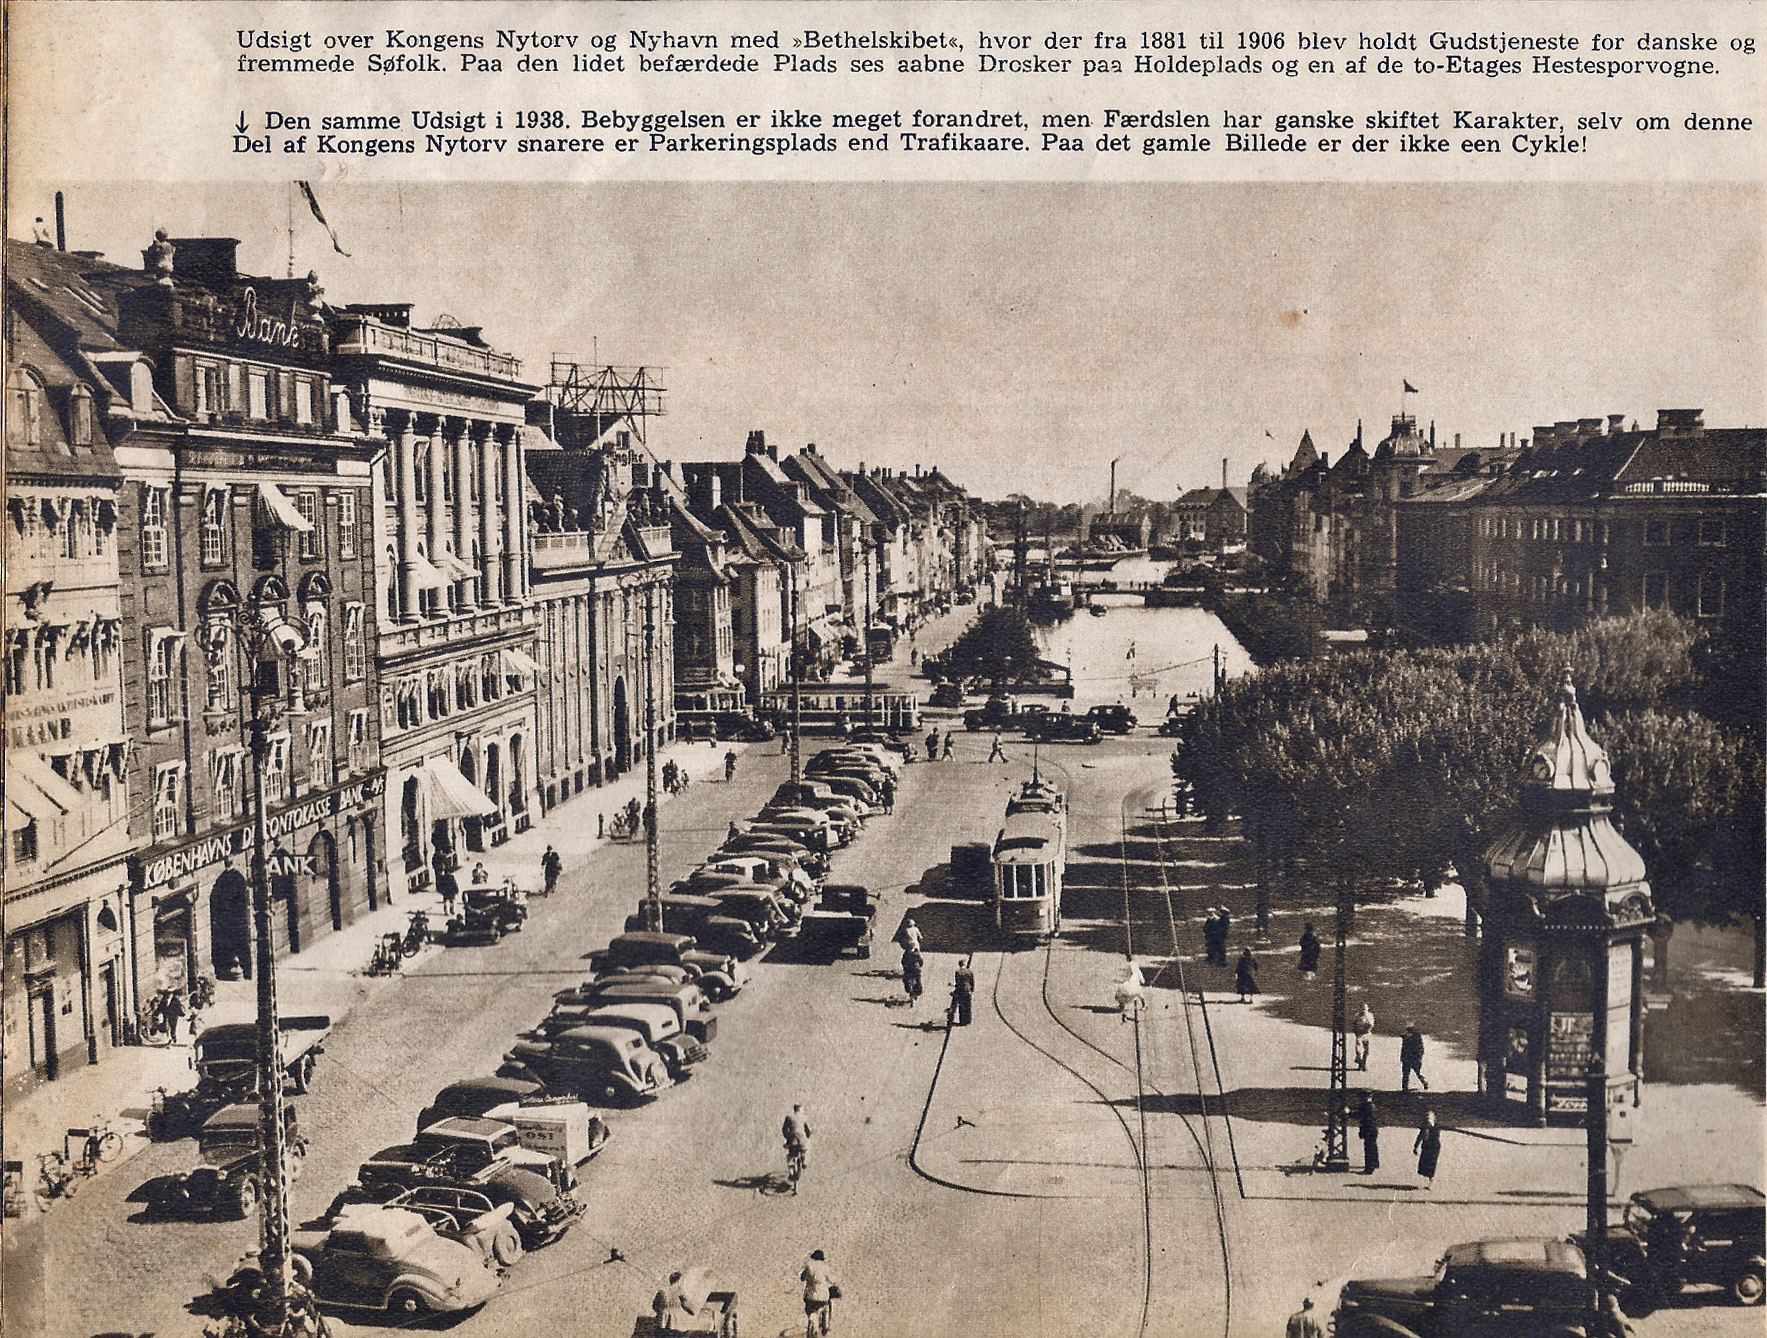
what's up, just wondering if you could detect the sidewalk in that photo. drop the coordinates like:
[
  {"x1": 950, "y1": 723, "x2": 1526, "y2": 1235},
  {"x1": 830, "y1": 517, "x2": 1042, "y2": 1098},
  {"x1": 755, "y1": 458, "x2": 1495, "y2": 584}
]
[{"x1": 1, "y1": 735, "x2": 748, "y2": 1218}]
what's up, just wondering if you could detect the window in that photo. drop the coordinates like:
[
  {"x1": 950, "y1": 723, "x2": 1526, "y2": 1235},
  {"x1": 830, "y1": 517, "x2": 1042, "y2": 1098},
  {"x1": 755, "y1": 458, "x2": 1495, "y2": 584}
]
[
  {"x1": 140, "y1": 485, "x2": 168, "y2": 568},
  {"x1": 306, "y1": 721, "x2": 333, "y2": 790},
  {"x1": 337, "y1": 491, "x2": 357, "y2": 558},
  {"x1": 1642, "y1": 572, "x2": 1669, "y2": 609},
  {"x1": 264, "y1": 735, "x2": 290, "y2": 803},
  {"x1": 248, "y1": 371, "x2": 268, "y2": 420},
  {"x1": 441, "y1": 450, "x2": 453, "y2": 502},
  {"x1": 296, "y1": 491, "x2": 322, "y2": 559},
  {"x1": 153, "y1": 763, "x2": 184, "y2": 841},
  {"x1": 1643, "y1": 519, "x2": 1669, "y2": 546},
  {"x1": 69, "y1": 388, "x2": 94, "y2": 447},
  {"x1": 1698, "y1": 573, "x2": 1725, "y2": 619},
  {"x1": 468, "y1": 444, "x2": 481, "y2": 501},
  {"x1": 201, "y1": 488, "x2": 227, "y2": 565},
  {"x1": 294, "y1": 379, "x2": 313, "y2": 425},
  {"x1": 1699, "y1": 518, "x2": 1727, "y2": 546},
  {"x1": 212, "y1": 749, "x2": 242, "y2": 821},
  {"x1": 481, "y1": 653, "x2": 500, "y2": 702},
  {"x1": 455, "y1": 664, "x2": 475, "y2": 712},
  {"x1": 11, "y1": 820, "x2": 38, "y2": 864},
  {"x1": 413, "y1": 443, "x2": 429, "y2": 503},
  {"x1": 62, "y1": 500, "x2": 84, "y2": 560},
  {"x1": 204, "y1": 626, "x2": 234, "y2": 712},
  {"x1": 347, "y1": 709, "x2": 370, "y2": 773},
  {"x1": 9, "y1": 372, "x2": 41, "y2": 446},
  {"x1": 342, "y1": 603, "x2": 365, "y2": 681},
  {"x1": 304, "y1": 603, "x2": 328, "y2": 689},
  {"x1": 195, "y1": 363, "x2": 223, "y2": 416},
  {"x1": 6, "y1": 633, "x2": 27, "y2": 696},
  {"x1": 146, "y1": 631, "x2": 183, "y2": 726}
]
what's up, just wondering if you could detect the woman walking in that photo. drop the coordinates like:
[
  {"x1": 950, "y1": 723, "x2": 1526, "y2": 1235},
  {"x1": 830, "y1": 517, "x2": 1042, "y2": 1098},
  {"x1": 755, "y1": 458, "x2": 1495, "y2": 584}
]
[
  {"x1": 1414, "y1": 1109, "x2": 1442, "y2": 1190},
  {"x1": 1357, "y1": 1095, "x2": 1380, "y2": 1174},
  {"x1": 901, "y1": 946, "x2": 924, "y2": 1008},
  {"x1": 1235, "y1": 947, "x2": 1259, "y2": 1003}
]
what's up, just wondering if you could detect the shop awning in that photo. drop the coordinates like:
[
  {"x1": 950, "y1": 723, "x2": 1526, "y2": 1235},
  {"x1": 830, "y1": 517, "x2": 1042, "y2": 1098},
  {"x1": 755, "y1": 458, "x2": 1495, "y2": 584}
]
[
  {"x1": 258, "y1": 483, "x2": 313, "y2": 532},
  {"x1": 411, "y1": 757, "x2": 498, "y2": 820},
  {"x1": 501, "y1": 646, "x2": 544, "y2": 678},
  {"x1": 408, "y1": 553, "x2": 452, "y2": 590},
  {"x1": 10, "y1": 753, "x2": 87, "y2": 818}
]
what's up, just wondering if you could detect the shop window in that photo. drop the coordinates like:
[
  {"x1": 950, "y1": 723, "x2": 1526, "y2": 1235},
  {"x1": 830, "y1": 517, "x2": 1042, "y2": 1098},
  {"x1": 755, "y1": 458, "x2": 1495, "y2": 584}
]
[
  {"x1": 1698, "y1": 573, "x2": 1725, "y2": 619},
  {"x1": 337, "y1": 491, "x2": 357, "y2": 558},
  {"x1": 296, "y1": 491, "x2": 322, "y2": 560},
  {"x1": 1699, "y1": 518, "x2": 1727, "y2": 546},
  {"x1": 140, "y1": 485, "x2": 168, "y2": 569},
  {"x1": 201, "y1": 488, "x2": 228, "y2": 566},
  {"x1": 153, "y1": 762, "x2": 184, "y2": 841}
]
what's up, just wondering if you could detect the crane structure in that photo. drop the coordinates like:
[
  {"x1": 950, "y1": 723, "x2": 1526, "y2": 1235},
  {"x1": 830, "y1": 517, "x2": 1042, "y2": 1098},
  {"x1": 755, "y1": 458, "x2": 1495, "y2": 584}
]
[{"x1": 547, "y1": 359, "x2": 668, "y2": 442}]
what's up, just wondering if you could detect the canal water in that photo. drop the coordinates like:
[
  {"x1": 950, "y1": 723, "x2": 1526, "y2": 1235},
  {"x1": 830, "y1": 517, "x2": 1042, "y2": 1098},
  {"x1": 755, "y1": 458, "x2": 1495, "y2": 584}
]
[{"x1": 1034, "y1": 603, "x2": 1253, "y2": 711}]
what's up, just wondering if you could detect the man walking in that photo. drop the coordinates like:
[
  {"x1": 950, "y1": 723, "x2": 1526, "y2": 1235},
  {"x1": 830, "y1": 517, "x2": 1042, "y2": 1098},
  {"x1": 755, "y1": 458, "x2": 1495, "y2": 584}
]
[
  {"x1": 950, "y1": 957, "x2": 976, "y2": 1026},
  {"x1": 942, "y1": 731, "x2": 956, "y2": 761},
  {"x1": 1297, "y1": 922, "x2": 1321, "y2": 978},
  {"x1": 986, "y1": 729, "x2": 1007, "y2": 763},
  {"x1": 1400, "y1": 1024, "x2": 1429, "y2": 1092},
  {"x1": 1353, "y1": 1003, "x2": 1375, "y2": 1072},
  {"x1": 800, "y1": 1250, "x2": 839, "y2": 1338},
  {"x1": 437, "y1": 866, "x2": 460, "y2": 919},
  {"x1": 898, "y1": 916, "x2": 922, "y2": 954},
  {"x1": 1285, "y1": 1296, "x2": 1325, "y2": 1338},
  {"x1": 541, "y1": 845, "x2": 562, "y2": 897},
  {"x1": 925, "y1": 729, "x2": 939, "y2": 762}
]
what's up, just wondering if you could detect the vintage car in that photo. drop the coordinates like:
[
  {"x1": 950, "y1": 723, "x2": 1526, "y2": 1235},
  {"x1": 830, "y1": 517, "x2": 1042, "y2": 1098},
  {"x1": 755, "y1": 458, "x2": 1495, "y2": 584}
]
[
  {"x1": 762, "y1": 795, "x2": 859, "y2": 843},
  {"x1": 773, "y1": 780, "x2": 872, "y2": 822},
  {"x1": 718, "y1": 832, "x2": 830, "y2": 879},
  {"x1": 577, "y1": 1005, "x2": 709, "y2": 1080},
  {"x1": 565, "y1": 979, "x2": 716, "y2": 1040},
  {"x1": 1022, "y1": 712, "x2": 1103, "y2": 744},
  {"x1": 707, "y1": 887, "x2": 800, "y2": 939},
  {"x1": 796, "y1": 910, "x2": 874, "y2": 960},
  {"x1": 748, "y1": 810, "x2": 843, "y2": 852},
  {"x1": 927, "y1": 682, "x2": 965, "y2": 710},
  {"x1": 506, "y1": 1027, "x2": 671, "y2": 1106},
  {"x1": 1333, "y1": 1237, "x2": 1594, "y2": 1338},
  {"x1": 811, "y1": 741, "x2": 900, "y2": 774},
  {"x1": 964, "y1": 694, "x2": 1031, "y2": 732},
  {"x1": 589, "y1": 933, "x2": 749, "y2": 1000},
  {"x1": 416, "y1": 1076, "x2": 545, "y2": 1136},
  {"x1": 355, "y1": 1149, "x2": 579, "y2": 1249},
  {"x1": 446, "y1": 883, "x2": 529, "y2": 945},
  {"x1": 1594, "y1": 1183, "x2": 1765, "y2": 1310},
  {"x1": 695, "y1": 856, "x2": 816, "y2": 904},
  {"x1": 147, "y1": 1103, "x2": 305, "y2": 1219},
  {"x1": 314, "y1": 1185, "x2": 524, "y2": 1269},
  {"x1": 1086, "y1": 703, "x2": 1139, "y2": 733},
  {"x1": 625, "y1": 896, "x2": 764, "y2": 957},
  {"x1": 290, "y1": 1205, "x2": 501, "y2": 1318},
  {"x1": 810, "y1": 773, "x2": 881, "y2": 812}
]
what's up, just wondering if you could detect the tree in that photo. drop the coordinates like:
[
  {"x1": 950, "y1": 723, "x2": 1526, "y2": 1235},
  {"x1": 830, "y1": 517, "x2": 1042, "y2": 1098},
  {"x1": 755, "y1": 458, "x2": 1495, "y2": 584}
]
[{"x1": 942, "y1": 607, "x2": 1042, "y2": 687}]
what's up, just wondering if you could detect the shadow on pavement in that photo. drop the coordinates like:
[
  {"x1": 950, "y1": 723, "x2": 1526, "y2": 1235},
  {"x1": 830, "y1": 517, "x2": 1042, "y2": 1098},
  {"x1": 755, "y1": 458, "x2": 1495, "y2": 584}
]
[{"x1": 1122, "y1": 1086, "x2": 1530, "y2": 1131}]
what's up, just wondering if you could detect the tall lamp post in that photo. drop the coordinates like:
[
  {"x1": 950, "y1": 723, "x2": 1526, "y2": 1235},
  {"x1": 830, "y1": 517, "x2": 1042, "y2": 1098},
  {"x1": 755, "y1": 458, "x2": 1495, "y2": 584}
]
[
  {"x1": 237, "y1": 602, "x2": 308, "y2": 1334},
  {"x1": 643, "y1": 587, "x2": 662, "y2": 932},
  {"x1": 788, "y1": 563, "x2": 802, "y2": 785}
]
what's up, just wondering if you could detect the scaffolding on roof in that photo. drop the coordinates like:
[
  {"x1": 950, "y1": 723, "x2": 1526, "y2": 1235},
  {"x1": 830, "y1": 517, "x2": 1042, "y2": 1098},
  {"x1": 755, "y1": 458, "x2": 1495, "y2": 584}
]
[{"x1": 547, "y1": 359, "x2": 667, "y2": 442}]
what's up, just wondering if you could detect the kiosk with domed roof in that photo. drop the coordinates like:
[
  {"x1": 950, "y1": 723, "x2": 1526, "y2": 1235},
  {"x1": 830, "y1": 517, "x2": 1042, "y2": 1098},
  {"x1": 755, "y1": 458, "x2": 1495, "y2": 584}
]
[{"x1": 1477, "y1": 667, "x2": 1657, "y2": 1125}]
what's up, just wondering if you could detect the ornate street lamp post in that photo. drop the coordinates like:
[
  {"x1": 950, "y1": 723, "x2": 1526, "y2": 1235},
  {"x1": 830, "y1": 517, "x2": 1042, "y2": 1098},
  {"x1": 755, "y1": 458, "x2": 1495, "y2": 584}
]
[
  {"x1": 236, "y1": 602, "x2": 308, "y2": 1335},
  {"x1": 643, "y1": 587, "x2": 662, "y2": 932}
]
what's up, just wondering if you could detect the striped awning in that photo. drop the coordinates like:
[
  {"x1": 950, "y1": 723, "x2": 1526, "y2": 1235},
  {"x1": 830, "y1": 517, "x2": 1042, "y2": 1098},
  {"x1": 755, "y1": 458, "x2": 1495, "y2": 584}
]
[
  {"x1": 436, "y1": 551, "x2": 478, "y2": 582},
  {"x1": 502, "y1": 646, "x2": 544, "y2": 678},
  {"x1": 10, "y1": 753, "x2": 87, "y2": 819},
  {"x1": 411, "y1": 757, "x2": 498, "y2": 820}
]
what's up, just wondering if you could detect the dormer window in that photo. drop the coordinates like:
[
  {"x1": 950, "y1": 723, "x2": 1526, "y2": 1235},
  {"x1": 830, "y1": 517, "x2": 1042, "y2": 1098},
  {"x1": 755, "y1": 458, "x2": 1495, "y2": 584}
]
[
  {"x1": 69, "y1": 386, "x2": 95, "y2": 447},
  {"x1": 8, "y1": 369, "x2": 42, "y2": 447},
  {"x1": 129, "y1": 361, "x2": 155, "y2": 414}
]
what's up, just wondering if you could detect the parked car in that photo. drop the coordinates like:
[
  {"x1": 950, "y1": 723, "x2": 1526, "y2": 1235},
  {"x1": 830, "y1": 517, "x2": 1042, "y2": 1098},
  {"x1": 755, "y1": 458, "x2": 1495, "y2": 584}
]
[
  {"x1": 1594, "y1": 1183, "x2": 1765, "y2": 1311},
  {"x1": 148, "y1": 1103, "x2": 305, "y2": 1219},
  {"x1": 415, "y1": 1116, "x2": 570, "y2": 1188},
  {"x1": 817, "y1": 742, "x2": 901, "y2": 775},
  {"x1": 812, "y1": 773, "x2": 880, "y2": 811},
  {"x1": 697, "y1": 855, "x2": 816, "y2": 903},
  {"x1": 317, "y1": 1185, "x2": 524, "y2": 1269},
  {"x1": 708, "y1": 887, "x2": 800, "y2": 938},
  {"x1": 589, "y1": 932, "x2": 749, "y2": 999},
  {"x1": 1022, "y1": 712, "x2": 1102, "y2": 744},
  {"x1": 446, "y1": 883, "x2": 529, "y2": 945},
  {"x1": 506, "y1": 1027, "x2": 670, "y2": 1106},
  {"x1": 796, "y1": 910, "x2": 874, "y2": 959},
  {"x1": 416, "y1": 1076, "x2": 546, "y2": 1137},
  {"x1": 928, "y1": 682, "x2": 964, "y2": 709},
  {"x1": 578, "y1": 1005, "x2": 709, "y2": 1079},
  {"x1": 626, "y1": 895, "x2": 764, "y2": 957},
  {"x1": 964, "y1": 694, "x2": 1032, "y2": 731},
  {"x1": 564, "y1": 979, "x2": 716, "y2": 1040},
  {"x1": 290, "y1": 1205, "x2": 501, "y2": 1318},
  {"x1": 753, "y1": 807, "x2": 848, "y2": 849},
  {"x1": 719, "y1": 832, "x2": 830, "y2": 879},
  {"x1": 1086, "y1": 703, "x2": 1138, "y2": 733},
  {"x1": 192, "y1": 1015, "x2": 330, "y2": 1097},
  {"x1": 1333, "y1": 1237, "x2": 1594, "y2": 1338}
]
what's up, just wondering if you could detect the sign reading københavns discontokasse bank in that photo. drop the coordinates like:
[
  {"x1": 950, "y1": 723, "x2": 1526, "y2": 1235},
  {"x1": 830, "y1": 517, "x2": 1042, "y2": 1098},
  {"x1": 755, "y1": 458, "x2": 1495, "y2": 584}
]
[{"x1": 135, "y1": 772, "x2": 385, "y2": 891}]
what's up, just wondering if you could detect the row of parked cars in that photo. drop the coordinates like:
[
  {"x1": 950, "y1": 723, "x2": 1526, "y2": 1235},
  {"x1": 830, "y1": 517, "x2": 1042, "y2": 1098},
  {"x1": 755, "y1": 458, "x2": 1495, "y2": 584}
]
[{"x1": 212, "y1": 738, "x2": 906, "y2": 1323}]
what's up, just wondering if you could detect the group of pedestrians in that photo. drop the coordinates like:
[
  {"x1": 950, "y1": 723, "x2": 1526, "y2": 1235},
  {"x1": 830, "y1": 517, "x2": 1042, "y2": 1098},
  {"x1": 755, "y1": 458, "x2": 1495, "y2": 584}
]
[
  {"x1": 893, "y1": 919, "x2": 975, "y2": 1024},
  {"x1": 1353, "y1": 1095, "x2": 1443, "y2": 1187},
  {"x1": 922, "y1": 729, "x2": 957, "y2": 762},
  {"x1": 651, "y1": 1248, "x2": 841, "y2": 1338}
]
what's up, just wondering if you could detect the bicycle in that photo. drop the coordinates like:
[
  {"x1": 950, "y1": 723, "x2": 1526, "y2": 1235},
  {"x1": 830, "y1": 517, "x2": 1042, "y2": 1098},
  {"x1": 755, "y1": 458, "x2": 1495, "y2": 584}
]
[
  {"x1": 68, "y1": 1119, "x2": 124, "y2": 1175},
  {"x1": 35, "y1": 1150, "x2": 77, "y2": 1204},
  {"x1": 189, "y1": 973, "x2": 217, "y2": 1010},
  {"x1": 784, "y1": 1140, "x2": 808, "y2": 1194},
  {"x1": 401, "y1": 910, "x2": 431, "y2": 958}
]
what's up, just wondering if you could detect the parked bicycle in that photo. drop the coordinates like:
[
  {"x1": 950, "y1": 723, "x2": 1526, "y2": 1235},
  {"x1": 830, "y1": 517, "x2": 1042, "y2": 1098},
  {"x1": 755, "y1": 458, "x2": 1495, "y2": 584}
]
[
  {"x1": 402, "y1": 910, "x2": 431, "y2": 958},
  {"x1": 35, "y1": 1150, "x2": 77, "y2": 1204},
  {"x1": 188, "y1": 973, "x2": 217, "y2": 1010},
  {"x1": 68, "y1": 1118, "x2": 124, "y2": 1175},
  {"x1": 368, "y1": 932, "x2": 404, "y2": 976}
]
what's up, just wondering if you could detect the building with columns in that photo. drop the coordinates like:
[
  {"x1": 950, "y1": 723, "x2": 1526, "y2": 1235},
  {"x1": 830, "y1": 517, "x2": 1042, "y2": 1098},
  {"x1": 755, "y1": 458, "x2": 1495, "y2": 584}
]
[{"x1": 330, "y1": 305, "x2": 541, "y2": 895}]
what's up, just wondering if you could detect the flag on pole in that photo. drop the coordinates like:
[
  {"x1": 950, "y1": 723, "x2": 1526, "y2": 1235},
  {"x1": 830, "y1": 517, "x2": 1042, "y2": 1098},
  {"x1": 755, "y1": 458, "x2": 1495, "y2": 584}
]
[
  {"x1": 296, "y1": 182, "x2": 350, "y2": 256},
  {"x1": 1402, "y1": 380, "x2": 1418, "y2": 394}
]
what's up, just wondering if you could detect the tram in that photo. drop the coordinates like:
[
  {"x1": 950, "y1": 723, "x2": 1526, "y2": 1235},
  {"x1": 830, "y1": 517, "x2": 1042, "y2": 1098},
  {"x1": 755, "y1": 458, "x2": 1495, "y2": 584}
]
[
  {"x1": 991, "y1": 773, "x2": 1067, "y2": 936},
  {"x1": 759, "y1": 687, "x2": 920, "y2": 735}
]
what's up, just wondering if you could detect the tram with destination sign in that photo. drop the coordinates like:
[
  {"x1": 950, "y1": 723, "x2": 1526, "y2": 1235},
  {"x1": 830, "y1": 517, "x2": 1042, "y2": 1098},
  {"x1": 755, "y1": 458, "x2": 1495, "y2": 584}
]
[
  {"x1": 760, "y1": 688, "x2": 920, "y2": 735},
  {"x1": 991, "y1": 773, "x2": 1067, "y2": 936}
]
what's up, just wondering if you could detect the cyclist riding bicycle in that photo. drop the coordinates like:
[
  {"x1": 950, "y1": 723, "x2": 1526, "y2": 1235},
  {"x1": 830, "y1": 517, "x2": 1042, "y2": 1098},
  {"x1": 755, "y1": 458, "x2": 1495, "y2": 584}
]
[{"x1": 782, "y1": 1104, "x2": 812, "y2": 1193}]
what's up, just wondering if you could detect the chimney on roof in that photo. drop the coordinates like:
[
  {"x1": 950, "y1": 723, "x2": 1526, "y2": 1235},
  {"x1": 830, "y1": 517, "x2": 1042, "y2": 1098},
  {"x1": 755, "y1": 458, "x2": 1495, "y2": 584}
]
[
  {"x1": 1429, "y1": 420, "x2": 1436, "y2": 449},
  {"x1": 1454, "y1": 432, "x2": 1460, "y2": 450},
  {"x1": 168, "y1": 237, "x2": 241, "y2": 288},
  {"x1": 1655, "y1": 408, "x2": 1704, "y2": 435},
  {"x1": 805, "y1": 442, "x2": 817, "y2": 455},
  {"x1": 54, "y1": 192, "x2": 66, "y2": 252},
  {"x1": 746, "y1": 430, "x2": 766, "y2": 456},
  {"x1": 1608, "y1": 414, "x2": 1625, "y2": 435},
  {"x1": 915, "y1": 463, "x2": 921, "y2": 477},
  {"x1": 1222, "y1": 457, "x2": 1228, "y2": 490}
]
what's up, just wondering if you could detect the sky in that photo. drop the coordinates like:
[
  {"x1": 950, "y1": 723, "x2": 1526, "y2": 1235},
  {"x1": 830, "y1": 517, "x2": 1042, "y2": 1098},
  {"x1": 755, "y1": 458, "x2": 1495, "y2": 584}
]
[{"x1": 17, "y1": 181, "x2": 1762, "y2": 503}]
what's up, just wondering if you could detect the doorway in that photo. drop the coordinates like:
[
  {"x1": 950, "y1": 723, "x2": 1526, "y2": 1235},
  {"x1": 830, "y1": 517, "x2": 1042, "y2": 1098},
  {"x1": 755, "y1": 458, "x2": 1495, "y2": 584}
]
[
  {"x1": 100, "y1": 961, "x2": 120, "y2": 1051},
  {"x1": 311, "y1": 831, "x2": 341, "y2": 931},
  {"x1": 28, "y1": 985, "x2": 58, "y2": 1081},
  {"x1": 460, "y1": 748, "x2": 483, "y2": 852},
  {"x1": 613, "y1": 677, "x2": 630, "y2": 774},
  {"x1": 363, "y1": 816, "x2": 379, "y2": 909},
  {"x1": 209, "y1": 870, "x2": 252, "y2": 980}
]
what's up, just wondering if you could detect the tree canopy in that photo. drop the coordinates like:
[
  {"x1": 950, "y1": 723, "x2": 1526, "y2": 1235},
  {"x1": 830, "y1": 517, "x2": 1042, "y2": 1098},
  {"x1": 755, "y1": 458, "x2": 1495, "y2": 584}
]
[{"x1": 940, "y1": 607, "x2": 1043, "y2": 685}]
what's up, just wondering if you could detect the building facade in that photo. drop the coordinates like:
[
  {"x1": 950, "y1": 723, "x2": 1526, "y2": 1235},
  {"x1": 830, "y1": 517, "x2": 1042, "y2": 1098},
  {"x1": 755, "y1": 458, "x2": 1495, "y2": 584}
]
[
  {"x1": 4, "y1": 242, "x2": 135, "y2": 1091},
  {"x1": 103, "y1": 237, "x2": 386, "y2": 989},
  {"x1": 331, "y1": 304, "x2": 539, "y2": 895}
]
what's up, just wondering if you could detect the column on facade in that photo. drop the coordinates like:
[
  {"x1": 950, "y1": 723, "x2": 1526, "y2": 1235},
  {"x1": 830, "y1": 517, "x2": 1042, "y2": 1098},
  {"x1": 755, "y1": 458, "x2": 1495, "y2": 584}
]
[
  {"x1": 393, "y1": 412, "x2": 420, "y2": 622},
  {"x1": 421, "y1": 414, "x2": 446, "y2": 613},
  {"x1": 476, "y1": 422, "x2": 501, "y2": 606},
  {"x1": 449, "y1": 418, "x2": 474, "y2": 609},
  {"x1": 501, "y1": 427, "x2": 524, "y2": 603}
]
